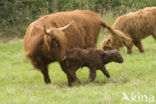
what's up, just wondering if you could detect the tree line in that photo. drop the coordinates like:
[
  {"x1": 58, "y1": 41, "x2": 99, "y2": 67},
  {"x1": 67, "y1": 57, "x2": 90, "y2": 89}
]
[{"x1": 0, "y1": 0, "x2": 155, "y2": 37}]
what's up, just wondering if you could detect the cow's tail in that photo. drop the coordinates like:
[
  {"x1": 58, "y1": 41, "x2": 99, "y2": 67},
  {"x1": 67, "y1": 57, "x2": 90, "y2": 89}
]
[
  {"x1": 101, "y1": 21, "x2": 132, "y2": 45},
  {"x1": 101, "y1": 20, "x2": 118, "y2": 36},
  {"x1": 101, "y1": 20, "x2": 132, "y2": 44},
  {"x1": 101, "y1": 20, "x2": 131, "y2": 39}
]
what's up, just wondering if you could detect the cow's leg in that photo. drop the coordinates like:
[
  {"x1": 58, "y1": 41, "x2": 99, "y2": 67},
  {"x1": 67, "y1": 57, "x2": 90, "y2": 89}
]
[
  {"x1": 101, "y1": 66, "x2": 110, "y2": 78},
  {"x1": 31, "y1": 60, "x2": 51, "y2": 84},
  {"x1": 123, "y1": 38, "x2": 133, "y2": 54},
  {"x1": 88, "y1": 67, "x2": 96, "y2": 82},
  {"x1": 125, "y1": 42, "x2": 133, "y2": 54},
  {"x1": 152, "y1": 31, "x2": 156, "y2": 40},
  {"x1": 60, "y1": 67, "x2": 73, "y2": 86},
  {"x1": 59, "y1": 62, "x2": 77, "y2": 86},
  {"x1": 67, "y1": 71, "x2": 81, "y2": 86},
  {"x1": 66, "y1": 73, "x2": 72, "y2": 86},
  {"x1": 133, "y1": 40, "x2": 144, "y2": 53},
  {"x1": 70, "y1": 77, "x2": 75, "y2": 82},
  {"x1": 40, "y1": 65, "x2": 51, "y2": 84},
  {"x1": 62, "y1": 68, "x2": 80, "y2": 86},
  {"x1": 127, "y1": 45, "x2": 133, "y2": 54},
  {"x1": 66, "y1": 72, "x2": 75, "y2": 86}
]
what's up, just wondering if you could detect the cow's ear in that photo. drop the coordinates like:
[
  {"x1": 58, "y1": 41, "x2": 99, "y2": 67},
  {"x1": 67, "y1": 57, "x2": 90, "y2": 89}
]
[{"x1": 106, "y1": 39, "x2": 111, "y2": 45}]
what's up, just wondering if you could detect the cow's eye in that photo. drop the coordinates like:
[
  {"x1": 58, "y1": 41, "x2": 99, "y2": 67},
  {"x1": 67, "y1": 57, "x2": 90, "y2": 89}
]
[{"x1": 52, "y1": 39, "x2": 60, "y2": 47}]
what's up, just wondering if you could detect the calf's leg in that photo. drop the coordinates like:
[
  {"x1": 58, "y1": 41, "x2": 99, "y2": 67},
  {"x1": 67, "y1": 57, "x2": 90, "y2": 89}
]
[
  {"x1": 69, "y1": 70, "x2": 81, "y2": 84},
  {"x1": 60, "y1": 67, "x2": 73, "y2": 86},
  {"x1": 101, "y1": 66, "x2": 110, "y2": 78},
  {"x1": 59, "y1": 62, "x2": 80, "y2": 86},
  {"x1": 66, "y1": 73, "x2": 72, "y2": 86},
  {"x1": 64, "y1": 69, "x2": 81, "y2": 86},
  {"x1": 89, "y1": 67, "x2": 96, "y2": 82}
]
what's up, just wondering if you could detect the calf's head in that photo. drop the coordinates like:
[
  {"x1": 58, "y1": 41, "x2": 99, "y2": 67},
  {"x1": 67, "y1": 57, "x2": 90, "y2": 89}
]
[
  {"x1": 102, "y1": 50, "x2": 124, "y2": 63},
  {"x1": 43, "y1": 21, "x2": 74, "y2": 61}
]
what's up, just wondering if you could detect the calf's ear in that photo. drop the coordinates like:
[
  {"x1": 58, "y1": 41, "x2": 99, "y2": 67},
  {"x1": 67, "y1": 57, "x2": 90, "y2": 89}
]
[{"x1": 102, "y1": 51, "x2": 111, "y2": 58}]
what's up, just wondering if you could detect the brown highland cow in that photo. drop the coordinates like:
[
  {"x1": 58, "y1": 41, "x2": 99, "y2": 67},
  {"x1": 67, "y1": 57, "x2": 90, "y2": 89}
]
[
  {"x1": 24, "y1": 10, "x2": 119, "y2": 84},
  {"x1": 101, "y1": 7, "x2": 156, "y2": 54},
  {"x1": 59, "y1": 48, "x2": 124, "y2": 86}
]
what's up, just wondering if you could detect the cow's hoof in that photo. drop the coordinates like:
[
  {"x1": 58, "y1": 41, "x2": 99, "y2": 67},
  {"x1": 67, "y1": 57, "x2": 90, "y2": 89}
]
[
  {"x1": 45, "y1": 79, "x2": 51, "y2": 84},
  {"x1": 68, "y1": 83, "x2": 72, "y2": 87}
]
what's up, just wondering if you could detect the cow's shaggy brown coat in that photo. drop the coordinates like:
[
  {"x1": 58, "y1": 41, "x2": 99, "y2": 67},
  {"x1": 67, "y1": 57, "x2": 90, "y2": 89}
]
[
  {"x1": 24, "y1": 10, "x2": 119, "y2": 84},
  {"x1": 100, "y1": 7, "x2": 156, "y2": 54},
  {"x1": 59, "y1": 48, "x2": 124, "y2": 86}
]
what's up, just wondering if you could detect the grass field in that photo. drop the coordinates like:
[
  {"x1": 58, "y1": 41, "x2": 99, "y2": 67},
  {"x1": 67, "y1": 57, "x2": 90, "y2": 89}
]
[{"x1": 0, "y1": 16, "x2": 156, "y2": 104}]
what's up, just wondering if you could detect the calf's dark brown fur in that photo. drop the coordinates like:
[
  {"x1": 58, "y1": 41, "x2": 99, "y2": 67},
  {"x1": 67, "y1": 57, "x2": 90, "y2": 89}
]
[{"x1": 59, "y1": 48, "x2": 124, "y2": 86}]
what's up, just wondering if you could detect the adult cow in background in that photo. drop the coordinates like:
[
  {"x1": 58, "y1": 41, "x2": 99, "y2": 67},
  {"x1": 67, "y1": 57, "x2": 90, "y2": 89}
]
[
  {"x1": 100, "y1": 7, "x2": 156, "y2": 54},
  {"x1": 24, "y1": 10, "x2": 119, "y2": 84}
]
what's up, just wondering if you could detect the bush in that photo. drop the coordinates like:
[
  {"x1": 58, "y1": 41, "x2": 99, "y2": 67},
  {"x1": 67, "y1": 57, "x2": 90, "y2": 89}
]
[{"x1": 0, "y1": 0, "x2": 155, "y2": 37}]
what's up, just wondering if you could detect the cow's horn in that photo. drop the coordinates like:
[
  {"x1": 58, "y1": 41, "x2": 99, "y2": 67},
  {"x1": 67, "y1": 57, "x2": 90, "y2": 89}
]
[
  {"x1": 43, "y1": 25, "x2": 51, "y2": 35},
  {"x1": 58, "y1": 20, "x2": 74, "y2": 31}
]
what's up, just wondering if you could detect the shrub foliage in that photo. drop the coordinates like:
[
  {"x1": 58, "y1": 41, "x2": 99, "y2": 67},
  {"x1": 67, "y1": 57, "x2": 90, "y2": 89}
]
[{"x1": 0, "y1": 0, "x2": 155, "y2": 37}]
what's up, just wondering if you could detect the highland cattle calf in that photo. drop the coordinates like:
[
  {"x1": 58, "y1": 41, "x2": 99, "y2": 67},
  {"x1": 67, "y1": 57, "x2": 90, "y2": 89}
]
[
  {"x1": 24, "y1": 10, "x2": 119, "y2": 84},
  {"x1": 101, "y1": 7, "x2": 156, "y2": 54},
  {"x1": 59, "y1": 48, "x2": 124, "y2": 86}
]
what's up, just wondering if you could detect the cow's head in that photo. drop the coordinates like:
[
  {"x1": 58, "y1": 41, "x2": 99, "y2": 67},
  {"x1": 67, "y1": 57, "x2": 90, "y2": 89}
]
[
  {"x1": 100, "y1": 29, "x2": 127, "y2": 51},
  {"x1": 100, "y1": 37, "x2": 114, "y2": 50},
  {"x1": 101, "y1": 50, "x2": 124, "y2": 63},
  {"x1": 43, "y1": 21, "x2": 74, "y2": 61}
]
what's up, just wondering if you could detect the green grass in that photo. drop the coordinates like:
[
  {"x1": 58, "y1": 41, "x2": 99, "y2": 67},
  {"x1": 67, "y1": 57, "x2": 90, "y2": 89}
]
[{"x1": 0, "y1": 23, "x2": 156, "y2": 104}]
